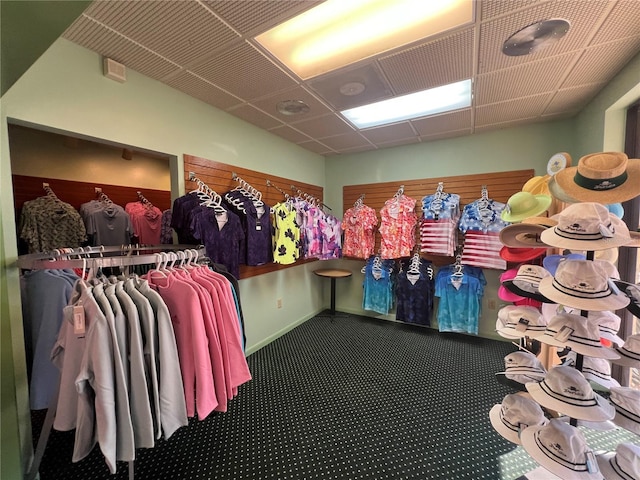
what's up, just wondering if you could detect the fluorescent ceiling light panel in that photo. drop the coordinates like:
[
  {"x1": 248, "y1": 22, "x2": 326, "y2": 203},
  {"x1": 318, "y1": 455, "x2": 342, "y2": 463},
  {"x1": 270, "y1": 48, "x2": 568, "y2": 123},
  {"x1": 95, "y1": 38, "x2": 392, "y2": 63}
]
[
  {"x1": 341, "y1": 80, "x2": 472, "y2": 129},
  {"x1": 255, "y1": 0, "x2": 473, "y2": 80}
]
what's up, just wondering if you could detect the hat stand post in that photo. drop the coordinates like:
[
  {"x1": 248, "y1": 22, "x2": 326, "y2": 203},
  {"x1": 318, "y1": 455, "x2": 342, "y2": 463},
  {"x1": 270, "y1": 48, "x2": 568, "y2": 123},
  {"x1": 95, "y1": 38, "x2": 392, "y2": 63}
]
[{"x1": 568, "y1": 249, "x2": 594, "y2": 427}]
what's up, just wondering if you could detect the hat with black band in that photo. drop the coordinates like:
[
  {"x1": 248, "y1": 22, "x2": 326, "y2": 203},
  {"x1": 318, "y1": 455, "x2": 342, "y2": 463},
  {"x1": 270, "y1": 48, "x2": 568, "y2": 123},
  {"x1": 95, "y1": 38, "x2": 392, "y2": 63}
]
[{"x1": 554, "y1": 152, "x2": 640, "y2": 203}]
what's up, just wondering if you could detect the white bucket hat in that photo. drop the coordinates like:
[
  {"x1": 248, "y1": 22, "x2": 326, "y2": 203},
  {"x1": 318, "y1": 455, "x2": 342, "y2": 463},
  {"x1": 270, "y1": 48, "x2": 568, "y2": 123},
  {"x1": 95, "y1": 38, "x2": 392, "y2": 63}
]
[
  {"x1": 609, "y1": 387, "x2": 640, "y2": 435},
  {"x1": 537, "y1": 313, "x2": 620, "y2": 360},
  {"x1": 500, "y1": 265, "x2": 553, "y2": 304},
  {"x1": 540, "y1": 202, "x2": 632, "y2": 250},
  {"x1": 612, "y1": 280, "x2": 640, "y2": 318},
  {"x1": 520, "y1": 418, "x2": 603, "y2": 480},
  {"x1": 564, "y1": 351, "x2": 620, "y2": 391},
  {"x1": 597, "y1": 443, "x2": 640, "y2": 480},
  {"x1": 587, "y1": 310, "x2": 624, "y2": 346},
  {"x1": 496, "y1": 351, "x2": 547, "y2": 384},
  {"x1": 496, "y1": 305, "x2": 547, "y2": 339},
  {"x1": 611, "y1": 334, "x2": 640, "y2": 368},
  {"x1": 526, "y1": 365, "x2": 615, "y2": 421},
  {"x1": 538, "y1": 259, "x2": 630, "y2": 311},
  {"x1": 489, "y1": 394, "x2": 548, "y2": 445}
]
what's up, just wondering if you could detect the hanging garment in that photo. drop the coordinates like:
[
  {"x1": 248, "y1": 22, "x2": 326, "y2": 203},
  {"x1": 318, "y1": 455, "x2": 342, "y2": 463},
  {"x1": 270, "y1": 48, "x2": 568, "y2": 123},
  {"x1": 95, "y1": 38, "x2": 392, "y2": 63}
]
[
  {"x1": 224, "y1": 189, "x2": 273, "y2": 266},
  {"x1": 379, "y1": 194, "x2": 417, "y2": 259},
  {"x1": 395, "y1": 258, "x2": 435, "y2": 326},
  {"x1": 362, "y1": 256, "x2": 396, "y2": 315},
  {"x1": 126, "y1": 201, "x2": 163, "y2": 245},
  {"x1": 420, "y1": 191, "x2": 460, "y2": 257},
  {"x1": 342, "y1": 203, "x2": 378, "y2": 259},
  {"x1": 80, "y1": 199, "x2": 133, "y2": 246},
  {"x1": 19, "y1": 196, "x2": 87, "y2": 253},
  {"x1": 160, "y1": 209, "x2": 173, "y2": 244},
  {"x1": 189, "y1": 205, "x2": 245, "y2": 279},
  {"x1": 459, "y1": 197, "x2": 510, "y2": 270},
  {"x1": 21, "y1": 269, "x2": 78, "y2": 409},
  {"x1": 435, "y1": 265, "x2": 485, "y2": 335},
  {"x1": 271, "y1": 201, "x2": 301, "y2": 265},
  {"x1": 320, "y1": 214, "x2": 342, "y2": 260}
]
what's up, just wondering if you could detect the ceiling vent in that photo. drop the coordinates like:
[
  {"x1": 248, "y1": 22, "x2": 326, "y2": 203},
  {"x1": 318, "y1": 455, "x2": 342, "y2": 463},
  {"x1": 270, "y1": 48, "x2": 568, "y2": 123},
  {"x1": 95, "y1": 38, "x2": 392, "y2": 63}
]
[{"x1": 103, "y1": 57, "x2": 127, "y2": 83}]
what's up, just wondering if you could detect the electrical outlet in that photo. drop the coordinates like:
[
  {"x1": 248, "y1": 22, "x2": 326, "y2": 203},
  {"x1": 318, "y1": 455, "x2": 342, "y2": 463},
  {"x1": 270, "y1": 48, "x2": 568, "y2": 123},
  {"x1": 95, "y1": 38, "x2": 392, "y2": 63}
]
[
  {"x1": 276, "y1": 298, "x2": 282, "y2": 309},
  {"x1": 488, "y1": 298, "x2": 497, "y2": 310}
]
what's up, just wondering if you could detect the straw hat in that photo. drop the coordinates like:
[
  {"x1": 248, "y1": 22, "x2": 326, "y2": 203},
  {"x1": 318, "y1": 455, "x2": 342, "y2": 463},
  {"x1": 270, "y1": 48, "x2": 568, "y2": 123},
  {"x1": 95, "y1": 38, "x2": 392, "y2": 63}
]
[
  {"x1": 548, "y1": 176, "x2": 579, "y2": 204},
  {"x1": 522, "y1": 175, "x2": 551, "y2": 196},
  {"x1": 499, "y1": 223, "x2": 548, "y2": 248},
  {"x1": 501, "y1": 191, "x2": 552, "y2": 223},
  {"x1": 554, "y1": 152, "x2": 640, "y2": 203}
]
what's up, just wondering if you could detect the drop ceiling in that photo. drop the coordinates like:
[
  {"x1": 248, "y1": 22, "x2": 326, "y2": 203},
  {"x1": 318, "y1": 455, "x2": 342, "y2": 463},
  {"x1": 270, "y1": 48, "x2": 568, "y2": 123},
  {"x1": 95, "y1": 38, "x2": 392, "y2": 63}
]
[{"x1": 62, "y1": 0, "x2": 640, "y2": 156}]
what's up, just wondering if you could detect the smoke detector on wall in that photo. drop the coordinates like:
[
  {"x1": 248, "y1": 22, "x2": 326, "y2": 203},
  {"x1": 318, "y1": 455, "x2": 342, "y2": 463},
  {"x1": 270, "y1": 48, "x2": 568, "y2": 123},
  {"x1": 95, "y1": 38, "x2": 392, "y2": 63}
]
[{"x1": 103, "y1": 57, "x2": 127, "y2": 83}]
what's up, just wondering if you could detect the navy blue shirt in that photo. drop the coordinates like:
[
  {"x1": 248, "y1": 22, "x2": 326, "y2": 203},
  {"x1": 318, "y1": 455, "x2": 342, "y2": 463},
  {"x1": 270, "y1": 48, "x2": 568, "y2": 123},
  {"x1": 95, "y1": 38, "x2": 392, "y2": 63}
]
[{"x1": 395, "y1": 258, "x2": 435, "y2": 326}]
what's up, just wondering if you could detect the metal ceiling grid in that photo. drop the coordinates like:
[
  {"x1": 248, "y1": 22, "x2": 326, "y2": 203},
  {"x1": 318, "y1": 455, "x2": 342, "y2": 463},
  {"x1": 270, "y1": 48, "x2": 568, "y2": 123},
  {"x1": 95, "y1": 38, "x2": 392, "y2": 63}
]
[{"x1": 60, "y1": 0, "x2": 640, "y2": 155}]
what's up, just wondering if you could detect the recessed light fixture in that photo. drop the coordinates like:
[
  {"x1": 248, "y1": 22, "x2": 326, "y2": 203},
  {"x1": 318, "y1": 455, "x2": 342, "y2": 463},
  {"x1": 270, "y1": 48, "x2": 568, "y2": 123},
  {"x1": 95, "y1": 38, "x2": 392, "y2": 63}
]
[
  {"x1": 276, "y1": 100, "x2": 310, "y2": 116},
  {"x1": 255, "y1": 0, "x2": 473, "y2": 79},
  {"x1": 341, "y1": 79, "x2": 472, "y2": 129},
  {"x1": 339, "y1": 82, "x2": 366, "y2": 97},
  {"x1": 502, "y1": 18, "x2": 570, "y2": 57}
]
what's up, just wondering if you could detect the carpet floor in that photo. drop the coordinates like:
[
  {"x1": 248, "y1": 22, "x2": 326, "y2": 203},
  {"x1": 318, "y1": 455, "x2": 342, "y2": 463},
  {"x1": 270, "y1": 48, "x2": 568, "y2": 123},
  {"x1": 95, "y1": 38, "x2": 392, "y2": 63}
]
[{"x1": 32, "y1": 312, "x2": 638, "y2": 479}]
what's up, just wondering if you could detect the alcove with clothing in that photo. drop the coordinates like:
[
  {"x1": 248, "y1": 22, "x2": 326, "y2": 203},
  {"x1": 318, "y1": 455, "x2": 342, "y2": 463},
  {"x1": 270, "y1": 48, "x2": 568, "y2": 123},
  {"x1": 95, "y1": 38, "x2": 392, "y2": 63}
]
[{"x1": 2, "y1": 2, "x2": 640, "y2": 480}]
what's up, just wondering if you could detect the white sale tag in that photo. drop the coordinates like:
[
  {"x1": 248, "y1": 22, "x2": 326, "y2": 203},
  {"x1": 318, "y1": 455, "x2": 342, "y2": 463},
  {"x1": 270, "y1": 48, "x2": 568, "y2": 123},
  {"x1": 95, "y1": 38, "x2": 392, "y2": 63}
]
[{"x1": 73, "y1": 305, "x2": 86, "y2": 336}]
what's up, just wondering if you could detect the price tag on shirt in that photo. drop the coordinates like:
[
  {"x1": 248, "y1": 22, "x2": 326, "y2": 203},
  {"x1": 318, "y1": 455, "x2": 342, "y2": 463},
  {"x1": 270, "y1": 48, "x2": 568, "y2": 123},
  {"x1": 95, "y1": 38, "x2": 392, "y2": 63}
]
[
  {"x1": 256, "y1": 220, "x2": 262, "y2": 231},
  {"x1": 73, "y1": 305, "x2": 86, "y2": 336}
]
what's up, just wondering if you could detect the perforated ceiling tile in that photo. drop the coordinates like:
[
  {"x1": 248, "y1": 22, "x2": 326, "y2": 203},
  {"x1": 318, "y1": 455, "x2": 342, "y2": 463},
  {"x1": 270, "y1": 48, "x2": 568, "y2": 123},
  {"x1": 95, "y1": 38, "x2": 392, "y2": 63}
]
[
  {"x1": 421, "y1": 128, "x2": 473, "y2": 142},
  {"x1": 377, "y1": 136, "x2": 421, "y2": 149},
  {"x1": 411, "y1": 109, "x2": 472, "y2": 136},
  {"x1": 318, "y1": 132, "x2": 372, "y2": 151},
  {"x1": 475, "y1": 51, "x2": 578, "y2": 105},
  {"x1": 297, "y1": 140, "x2": 335, "y2": 155},
  {"x1": 251, "y1": 86, "x2": 332, "y2": 122},
  {"x1": 480, "y1": 0, "x2": 548, "y2": 21},
  {"x1": 561, "y1": 37, "x2": 640, "y2": 87},
  {"x1": 190, "y1": 42, "x2": 297, "y2": 101},
  {"x1": 268, "y1": 125, "x2": 313, "y2": 144},
  {"x1": 475, "y1": 93, "x2": 552, "y2": 126},
  {"x1": 226, "y1": 104, "x2": 283, "y2": 130},
  {"x1": 475, "y1": 117, "x2": 542, "y2": 133},
  {"x1": 379, "y1": 28, "x2": 474, "y2": 95},
  {"x1": 63, "y1": 15, "x2": 179, "y2": 80},
  {"x1": 83, "y1": 0, "x2": 239, "y2": 67},
  {"x1": 478, "y1": 0, "x2": 610, "y2": 74},
  {"x1": 290, "y1": 114, "x2": 354, "y2": 139},
  {"x1": 590, "y1": 0, "x2": 640, "y2": 44},
  {"x1": 202, "y1": 0, "x2": 324, "y2": 37},
  {"x1": 163, "y1": 71, "x2": 243, "y2": 111},
  {"x1": 337, "y1": 144, "x2": 378, "y2": 155},
  {"x1": 307, "y1": 63, "x2": 392, "y2": 110},
  {"x1": 360, "y1": 122, "x2": 417, "y2": 144},
  {"x1": 544, "y1": 83, "x2": 606, "y2": 116}
]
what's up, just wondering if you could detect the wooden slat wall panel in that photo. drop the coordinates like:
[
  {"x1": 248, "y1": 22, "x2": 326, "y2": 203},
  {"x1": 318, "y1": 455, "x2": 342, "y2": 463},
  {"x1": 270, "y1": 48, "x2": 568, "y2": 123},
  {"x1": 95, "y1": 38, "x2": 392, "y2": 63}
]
[
  {"x1": 184, "y1": 154, "x2": 324, "y2": 279},
  {"x1": 12, "y1": 174, "x2": 171, "y2": 216},
  {"x1": 343, "y1": 169, "x2": 534, "y2": 266}
]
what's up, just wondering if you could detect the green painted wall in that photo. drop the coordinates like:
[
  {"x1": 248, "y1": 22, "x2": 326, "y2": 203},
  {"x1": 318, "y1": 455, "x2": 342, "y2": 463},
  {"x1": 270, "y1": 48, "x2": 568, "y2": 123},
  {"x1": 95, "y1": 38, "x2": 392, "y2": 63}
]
[{"x1": 1, "y1": 38, "x2": 325, "y2": 477}]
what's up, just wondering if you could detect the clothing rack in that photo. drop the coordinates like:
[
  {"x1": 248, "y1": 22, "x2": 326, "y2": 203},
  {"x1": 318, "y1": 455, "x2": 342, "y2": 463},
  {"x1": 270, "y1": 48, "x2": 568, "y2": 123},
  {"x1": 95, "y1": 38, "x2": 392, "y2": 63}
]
[
  {"x1": 188, "y1": 172, "x2": 226, "y2": 214},
  {"x1": 137, "y1": 190, "x2": 154, "y2": 208},
  {"x1": 266, "y1": 180, "x2": 291, "y2": 201},
  {"x1": 22, "y1": 244, "x2": 205, "y2": 480},
  {"x1": 290, "y1": 184, "x2": 331, "y2": 211},
  {"x1": 232, "y1": 172, "x2": 262, "y2": 201}
]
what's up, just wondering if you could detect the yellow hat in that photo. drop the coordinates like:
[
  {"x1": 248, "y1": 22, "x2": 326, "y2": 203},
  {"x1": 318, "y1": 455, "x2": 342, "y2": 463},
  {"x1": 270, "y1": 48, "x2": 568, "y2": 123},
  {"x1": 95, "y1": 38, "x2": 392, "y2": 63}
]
[{"x1": 522, "y1": 175, "x2": 551, "y2": 196}]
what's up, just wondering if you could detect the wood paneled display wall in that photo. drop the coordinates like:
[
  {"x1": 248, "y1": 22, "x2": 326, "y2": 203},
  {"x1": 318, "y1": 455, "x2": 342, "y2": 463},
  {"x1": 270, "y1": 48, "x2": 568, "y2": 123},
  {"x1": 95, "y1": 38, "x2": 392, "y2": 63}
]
[
  {"x1": 12, "y1": 174, "x2": 171, "y2": 215},
  {"x1": 343, "y1": 169, "x2": 535, "y2": 266},
  {"x1": 183, "y1": 154, "x2": 324, "y2": 279}
]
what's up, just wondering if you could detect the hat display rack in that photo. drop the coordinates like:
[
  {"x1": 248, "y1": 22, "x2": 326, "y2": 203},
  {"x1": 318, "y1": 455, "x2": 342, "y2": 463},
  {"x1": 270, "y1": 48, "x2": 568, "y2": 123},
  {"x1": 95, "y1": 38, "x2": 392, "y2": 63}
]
[{"x1": 491, "y1": 151, "x2": 640, "y2": 479}]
